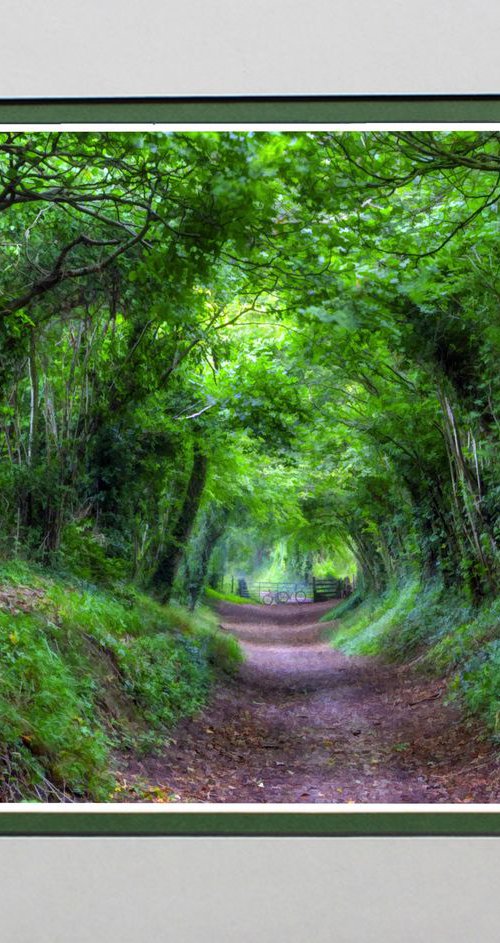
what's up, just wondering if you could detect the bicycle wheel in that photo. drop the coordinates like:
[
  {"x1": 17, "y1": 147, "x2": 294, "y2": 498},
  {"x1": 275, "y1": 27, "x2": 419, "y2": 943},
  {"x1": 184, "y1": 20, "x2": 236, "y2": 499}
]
[
  {"x1": 277, "y1": 590, "x2": 289, "y2": 603},
  {"x1": 262, "y1": 592, "x2": 274, "y2": 605},
  {"x1": 295, "y1": 590, "x2": 306, "y2": 602}
]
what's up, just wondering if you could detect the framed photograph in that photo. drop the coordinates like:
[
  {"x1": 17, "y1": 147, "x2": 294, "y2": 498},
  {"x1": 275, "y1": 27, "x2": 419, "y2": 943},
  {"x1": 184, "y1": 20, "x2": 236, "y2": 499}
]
[{"x1": 1, "y1": 2, "x2": 500, "y2": 940}]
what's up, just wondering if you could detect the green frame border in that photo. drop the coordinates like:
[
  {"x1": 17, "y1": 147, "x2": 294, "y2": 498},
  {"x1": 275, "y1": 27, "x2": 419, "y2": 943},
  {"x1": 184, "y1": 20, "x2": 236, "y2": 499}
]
[
  {"x1": 0, "y1": 96, "x2": 499, "y2": 836},
  {"x1": 1, "y1": 812, "x2": 500, "y2": 837},
  {"x1": 1, "y1": 95, "x2": 500, "y2": 123}
]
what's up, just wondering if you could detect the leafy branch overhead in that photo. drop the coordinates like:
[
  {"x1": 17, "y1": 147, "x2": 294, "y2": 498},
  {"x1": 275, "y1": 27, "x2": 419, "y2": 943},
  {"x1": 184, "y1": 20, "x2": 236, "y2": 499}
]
[{"x1": 0, "y1": 129, "x2": 499, "y2": 603}]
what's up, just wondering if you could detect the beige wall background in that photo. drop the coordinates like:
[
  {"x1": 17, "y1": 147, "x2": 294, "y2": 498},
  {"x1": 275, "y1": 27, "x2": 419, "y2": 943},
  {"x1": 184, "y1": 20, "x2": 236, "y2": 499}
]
[
  {"x1": 0, "y1": 0, "x2": 500, "y2": 98},
  {"x1": 1, "y1": 836, "x2": 499, "y2": 941}
]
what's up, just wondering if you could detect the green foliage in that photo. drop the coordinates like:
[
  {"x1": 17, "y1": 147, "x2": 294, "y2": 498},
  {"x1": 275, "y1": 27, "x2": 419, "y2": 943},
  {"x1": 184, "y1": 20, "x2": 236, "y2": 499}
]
[
  {"x1": 0, "y1": 562, "x2": 241, "y2": 800},
  {"x1": 1, "y1": 130, "x2": 499, "y2": 604},
  {"x1": 205, "y1": 587, "x2": 256, "y2": 605},
  {"x1": 108, "y1": 633, "x2": 211, "y2": 728},
  {"x1": 330, "y1": 579, "x2": 500, "y2": 737},
  {"x1": 331, "y1": 581, "x2": 420, "y2": 656},
  {"x1": 0, "y1": 607, "x2": 111, "y2": 800},
  {"x1": 203, "y1": 629, "x2": 244, "y2": 674},
  {"x1": 451, "y1": 641, "x2": 500, "y2": 738},
  {"x1": 427, "y1": 597, "x2": 500, "y2": 672},
  {"x1": 58, "y1": 523, "x2": 128, "y2": 586},
  {"x1": 383, "y1": 583, "x2": 473, "y2": 663},
  {"x1": 321, "y1": 591, "x2": 363, "y2": 622}
]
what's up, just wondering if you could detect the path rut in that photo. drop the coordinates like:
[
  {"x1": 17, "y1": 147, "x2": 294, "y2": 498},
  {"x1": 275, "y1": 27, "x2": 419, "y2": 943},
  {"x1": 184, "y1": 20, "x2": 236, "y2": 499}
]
[{"x1": 118, "y1": 600, "x2": 500, "y2": 802}]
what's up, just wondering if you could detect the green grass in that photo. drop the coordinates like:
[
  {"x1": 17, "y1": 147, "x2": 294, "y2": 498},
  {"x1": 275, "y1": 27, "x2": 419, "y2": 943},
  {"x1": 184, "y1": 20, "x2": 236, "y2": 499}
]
[
  {"x1": 0, "y1": 560, "x2": 242, "y2": 801},
  {"x1": 320, "y1": 591, "x2": 363, "y2": 623},
  {"x1": 205, "y1": 586, "x2": 258, "y2": 605},
  {"x1": 450, "y1": 637, "x2": 500, "y2": 737},
  {"x1": 328, "y1": 576, "x2": 500, "y2": 739},
  {"x1": 328, "y1": 581, "x2": 420, "y2": 656}
]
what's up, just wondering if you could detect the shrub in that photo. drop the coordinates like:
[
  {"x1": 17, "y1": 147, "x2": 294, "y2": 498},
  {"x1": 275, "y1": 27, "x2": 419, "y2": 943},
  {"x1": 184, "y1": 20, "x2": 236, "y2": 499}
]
[
  {"x1": 451, "y1": 640, "x2": 500, "y2": 738},
  {"x1": 203, "y1": 629, "x2": 244, "y2": 674},
  {"x1": 58, "y1": 522, "x2": 128, "y2": 586}
]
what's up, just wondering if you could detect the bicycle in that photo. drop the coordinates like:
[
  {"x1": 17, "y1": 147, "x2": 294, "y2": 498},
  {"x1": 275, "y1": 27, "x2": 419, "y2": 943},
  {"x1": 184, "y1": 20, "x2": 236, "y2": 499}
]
[{"x1": 261, "y1": 589, "x2": 290, "y2": 605}]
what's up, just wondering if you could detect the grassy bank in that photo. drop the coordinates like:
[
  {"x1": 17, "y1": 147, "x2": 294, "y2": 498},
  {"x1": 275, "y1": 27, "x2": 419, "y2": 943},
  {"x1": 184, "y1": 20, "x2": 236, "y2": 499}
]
[
  {"x1": 205, "y1": 587, "x2": 260, "y2": 606},
  {"x1": 0, "y1": 561, "x2": 242, "y2": 801},
  {"x1": 323, "y1": 580, "x2": 500, "y2": 739}
]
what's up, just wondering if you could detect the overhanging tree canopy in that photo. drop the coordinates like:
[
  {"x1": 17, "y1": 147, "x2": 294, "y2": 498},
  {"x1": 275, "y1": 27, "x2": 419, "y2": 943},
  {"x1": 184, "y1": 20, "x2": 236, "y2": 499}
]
[{"x1": 0, "y1": 130, "x2": 498, "y2": 602}]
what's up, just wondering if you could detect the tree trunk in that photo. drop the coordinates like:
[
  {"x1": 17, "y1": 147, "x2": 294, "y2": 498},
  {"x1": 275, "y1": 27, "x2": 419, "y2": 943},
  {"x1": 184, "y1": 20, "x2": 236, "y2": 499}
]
[
  {"x1": 27, "y1": 328, "x2": 39, "y2": 467},
  {"x1": 185, "y1": 505, "x2": 229, "y2": 611},
  {"x1": 150, "y1": 443, "x2": 208, "y2": 603}
]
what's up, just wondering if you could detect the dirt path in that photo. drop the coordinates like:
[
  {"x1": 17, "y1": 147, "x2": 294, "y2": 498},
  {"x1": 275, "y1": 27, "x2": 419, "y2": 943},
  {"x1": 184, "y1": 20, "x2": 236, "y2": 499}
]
[{"x1": 118, "y1": 600, "x2": 500, "y2": 802}]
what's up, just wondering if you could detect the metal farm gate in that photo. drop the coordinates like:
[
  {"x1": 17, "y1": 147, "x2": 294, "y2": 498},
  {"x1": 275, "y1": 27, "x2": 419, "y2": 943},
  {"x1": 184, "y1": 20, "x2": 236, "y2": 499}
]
[
  {"x1": 217, "y1": 575, "x2": 352, "y2": 604},
  {"x1": 311, "y1": 576, "x2": 352, "y2": 602}
]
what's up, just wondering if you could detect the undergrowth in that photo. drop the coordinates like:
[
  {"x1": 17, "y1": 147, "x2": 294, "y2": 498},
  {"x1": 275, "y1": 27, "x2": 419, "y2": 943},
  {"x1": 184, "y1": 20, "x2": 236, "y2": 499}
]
[
  {"x1": 205, "y1": 587, "x2": 259, "y2": 605},
  {"x1": 324, "y1": 582, "x2": 420, "y2": 656},
  {"x1": 325, "y1": 578, "x2": 500, "y2": 739},
  {"x1": 0, "y1": 560, "x2": 242, "y2": 801}
]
